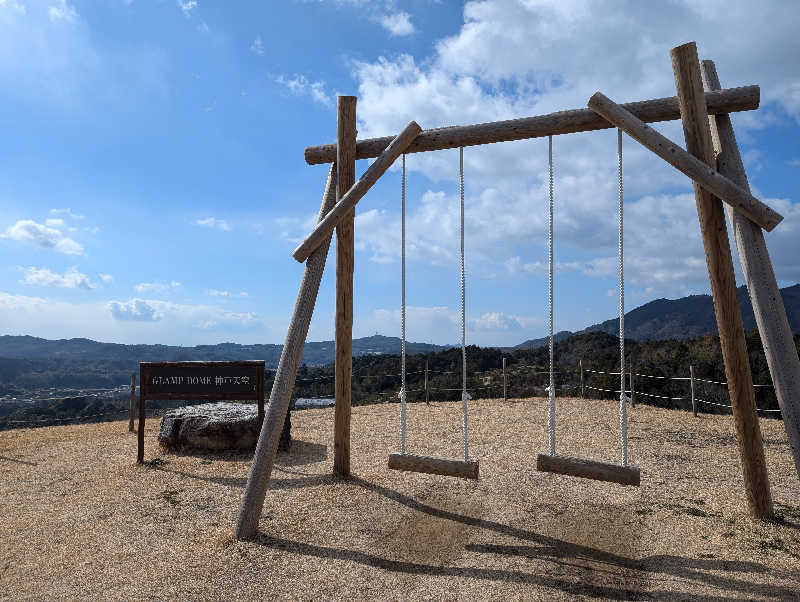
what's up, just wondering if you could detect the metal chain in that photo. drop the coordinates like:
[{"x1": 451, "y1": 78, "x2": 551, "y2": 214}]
[
  {"x1": 460, "y1": 146, "x2": 469, "y2": 461},
  {"x1": 547, "y1": 135, "x2": 556, "y2": 456},
  {"x1": 618, "y1": 129, "x2": 628, "y2": 467},
  {"x1": 400, "y1": 153, "x2": 407, "y2": 453}
]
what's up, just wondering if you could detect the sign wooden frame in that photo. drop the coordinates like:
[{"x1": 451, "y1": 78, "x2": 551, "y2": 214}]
[{"x1": 137, "y1": 360, "x2": 265, "y2": 464}]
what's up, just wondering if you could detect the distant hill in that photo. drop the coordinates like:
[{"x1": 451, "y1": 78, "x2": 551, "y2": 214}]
[
  {"x1": 510, "y1": 330, "x2": 573, "y2": 351},
  {"x1": 514, "y1": 284, "x2": 800, "y2": 347},
  {"x1": 583, "y1": 284, "x2": 800, "y2": 340},
  {"x1": 0, "y1": 333, "x2": 449, "y2": 371}
]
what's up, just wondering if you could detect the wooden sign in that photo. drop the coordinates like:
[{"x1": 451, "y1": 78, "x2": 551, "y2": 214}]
[{"x1": 137, "y1": 361, "x2": 265, "y2": 464}]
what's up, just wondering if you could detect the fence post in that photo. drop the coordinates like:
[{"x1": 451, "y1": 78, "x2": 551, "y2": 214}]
[
  {"x1": 129, "y1": 372, "x2": 136, "y2": 432},
  {"x1": 690, "y1": 364, "x2": 697, "y2": 417},
  {"x1": 502, "y1": 357, "x2": 507, "y2": 401},
  {"x1": 629, "y1": 358, "x2": 636, "y2": 407},
  {"x1": 424, "y1": 359, "x2": 429, "y2": 405},
  {"x1": 580, "y1": 359, "x2": 584, "y2": 399}
]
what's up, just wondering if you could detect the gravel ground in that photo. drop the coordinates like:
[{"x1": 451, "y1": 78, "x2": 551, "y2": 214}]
[{"x1": 1, "y1": 396, "x2": 799, "y2": 600}]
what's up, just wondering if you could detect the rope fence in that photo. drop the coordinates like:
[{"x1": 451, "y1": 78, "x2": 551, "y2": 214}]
[{"x1": 1, "y1": 357, "x2": 783, "y2": 430}]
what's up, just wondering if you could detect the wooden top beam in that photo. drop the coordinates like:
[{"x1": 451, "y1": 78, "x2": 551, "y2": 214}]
[{"x1": 304, "y1": 86, "x2": 759, "y2": 165}]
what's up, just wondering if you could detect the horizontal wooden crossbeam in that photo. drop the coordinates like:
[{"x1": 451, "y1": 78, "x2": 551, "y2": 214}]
[
  {"x1": 388, "y1": 452, "x2": 479, "y2": 480},
  {"x1": 304, "y1": 86, "x2": 759, "y2": 164},
  {"x1": 536, "y1": 453, "x2": 640, "y2": 486},
  {"x1": 588, "y1": 91, "x2": 782, "y2": 232}
]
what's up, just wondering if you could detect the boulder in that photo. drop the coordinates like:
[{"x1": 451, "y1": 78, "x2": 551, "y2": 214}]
[{"x1": 158, "y1": 401, "x2": 291, "y2": 452}]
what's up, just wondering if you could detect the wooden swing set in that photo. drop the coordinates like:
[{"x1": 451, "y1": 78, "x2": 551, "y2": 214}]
[{"x1": 233, "y1": 42, "x2": 800, "y2": 540}]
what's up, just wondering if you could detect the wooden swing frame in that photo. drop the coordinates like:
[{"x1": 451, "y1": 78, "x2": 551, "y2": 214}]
[{"x1": 233, "y1": 42, "x2": 800, "y2": 540}]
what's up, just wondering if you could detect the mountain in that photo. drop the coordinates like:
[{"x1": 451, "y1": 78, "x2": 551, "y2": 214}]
[
  {"x1": 510, "y1": 330, "x2": 573, "y2": 351},
  {"x1": 0, "y1": 334, "x2": 450, "y2": 370},
  {"x1": 582, "y1": 284, "x2": 800, "y2": 341}
]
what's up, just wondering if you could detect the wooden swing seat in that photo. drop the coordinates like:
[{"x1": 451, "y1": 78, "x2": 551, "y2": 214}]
[
  {"x1": 537, "y1": 453, "x2": 640, "y2": 486},
  {"x1": 388, "y1": 452, "x2": 479, "y2": 480}
]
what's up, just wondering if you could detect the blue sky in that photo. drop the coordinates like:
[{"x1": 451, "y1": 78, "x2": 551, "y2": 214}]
[{"x1": 1, "y1": 0, "x2": 799, "y2": 347}]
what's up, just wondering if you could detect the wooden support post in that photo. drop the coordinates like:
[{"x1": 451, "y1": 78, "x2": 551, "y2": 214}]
[
  {"x1": 334, "y1": 96, "x2": 357, "y2": 478},
  {"x1": 701, "y1": 59, "x2": 800, "y2": 480},
  {"x1": 587, "y1": 92, "x2": 782, "y2": 232},
  {"x1": 257, "y1": 368, "x2": 265, "y2": 428},
  {"x1": 128, "y1": 372, "x2": 136, "y2": 433},
  {"x1": 137, "y1": 390, "x2": 145, "y2": 464},
  {"x1": 580, "y1": 359, "x2": 584, "y2": 399},
  {"x1": 671, "y1": 42, "x2": 772, "y2": 519},
  {"x1": 502, "y1": 357, "x2": 507, "y2": 401},
  {"x1": 424, "y1": 359, "x2": 429, "y2": 405},
  {"x1": 235, "y1": 165, "x2": 339, "y2": 540},
  {"x1": 293, "y1": 120, "x2": 422, "y2": 262},
  {"x1": 691, "y1": 365, "x2": 697, "y2": 417},
  {"x1": 305, "y1": 86, "x2": 760, "y2": 165}
]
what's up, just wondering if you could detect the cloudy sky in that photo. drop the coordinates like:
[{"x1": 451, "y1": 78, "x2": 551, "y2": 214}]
[{"x1": 1, "y1": 0, "x2": 798, "y2": 347}]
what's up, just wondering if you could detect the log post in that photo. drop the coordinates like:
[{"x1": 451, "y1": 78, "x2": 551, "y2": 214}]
[
  {"x1": 671, "y1": 42, "x2": 772, "y2": 519},
  {"x1": 425, "y1": 359, "x2": 429, "y2": 405},
  {"x1": 137, "y1": 388, "x2": 145, "y2": 464},
  {"x1": 128, "y1": 372, "x2": 136, "y2": 433},
  {"x1": 334, "y1": 96, "x2": 357, "y2": 477},
  {"x1": 701, "y1": 59, "x2": 800, "y2": 480},
  {"x1": 502, "y1": 357, "x2": 507, "y2": 401},
  {"x1": 690, "y1": 365, "x2": 697, "y2": 417},
  {"x1": 235, "y1": 164, "x2": 339, "y2": 540}
]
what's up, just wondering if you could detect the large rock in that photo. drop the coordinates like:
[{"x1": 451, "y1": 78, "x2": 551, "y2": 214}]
[{"x1": 158, "y1": 402, "x2": 291, "y2": 452}]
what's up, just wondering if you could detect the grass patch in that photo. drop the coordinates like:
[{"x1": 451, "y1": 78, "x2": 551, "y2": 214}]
[{"x1": 143, "y1": 457, "x2": 166, "y2": 468}]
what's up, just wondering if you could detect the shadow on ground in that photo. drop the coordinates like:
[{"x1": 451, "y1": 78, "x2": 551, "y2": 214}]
[{"x1": 247, "y1": 476, "x2": 800, "y2": 600}]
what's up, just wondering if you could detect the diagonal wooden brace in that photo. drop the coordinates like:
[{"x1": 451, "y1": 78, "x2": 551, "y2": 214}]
[
  {"x1": 587, "y1": 92, "x2": 782, "y2": 232},
  {"x1": 293, "y1": 120, "x2": 423, "y2": 263}
]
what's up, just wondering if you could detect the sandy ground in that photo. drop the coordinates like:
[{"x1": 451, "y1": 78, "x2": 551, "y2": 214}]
[{"x1": 1, "y1": 396, "x2": 799, "y2": 601}]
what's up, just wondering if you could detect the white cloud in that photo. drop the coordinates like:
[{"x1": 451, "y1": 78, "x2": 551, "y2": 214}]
[
  {"x1": 49, "y1": 208, "x2": 84, "y2": 220},
  {"x1": 108, "y1": 298, "x2": 257, "y2": 327},
  {"x1": 45, "y1": 218, "x2": 65, "y2": 227},
  {"x1": 207, "y1": 289, "x2": 248, "y2": 298},
  {"x1": 0, "y1": 292, "x2": 272, "y2": 345},
  {"x1": 48, "y1": 0, "x2": 78, "y2": 24},
  {"x1": 195, "y1": 216, "x2": 231, "y2": 231},
  {"x1": 346, "y1": 1, "x2": 800, "y2": 300},
  {"x1": 108, "y1": 299, "x2": 161, "y2": 322},
  {"x1": 176, "y1": 0, "x2": 197, "y2": 16},
  {"x1": 98, "y1": 273, "x2": 113, "y2": 283},
  {"x1": 134, "y1": 281, "x2": 181, "y2": 294},
  {"x1": 0, "y1": 0, "x2": 26, "y2": 15},
  {"x1": 471, "y1": 311, "x2": 523, "y2": 331},
  {"x1": 2, "y1": 219, "x2": 84, "y2": 255},
  {"x1": 250, "y1": 35, "x2": 264, "y2": 56},
  {"x1": 276, "y1": 74, "x2": 332, "y2": 107},
  {"x1": 379, "y1": 11, "x2": 415, "y2": 36},
  {"x1": 22, "y1": 266, "x2": 92, "y2": 290}
]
